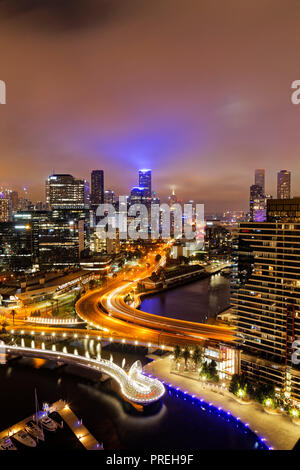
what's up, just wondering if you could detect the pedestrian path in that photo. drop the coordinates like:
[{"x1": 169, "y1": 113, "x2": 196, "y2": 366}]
[{"x1": 144, "y1": 356, "x2": 300, "y2": 450}]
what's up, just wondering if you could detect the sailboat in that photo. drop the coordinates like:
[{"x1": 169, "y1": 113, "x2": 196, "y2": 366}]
[
  {"x1": 29, "y1": 388, "x2": 45, "y2": 441},
  {"x1": 25, "y1": 421, "x2": 44, "y2": 441}
]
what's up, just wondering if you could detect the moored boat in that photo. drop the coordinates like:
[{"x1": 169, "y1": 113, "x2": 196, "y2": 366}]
[
  {"x1": 13, "y1": 430, "x2": 36, "y2": 447},
  {"x1": 39, "y1": 415, "x2": 58, "y2": 432},
  {"x1": 0, "y1": 437, "x2": 17, "y2": 450},
  {"x1": 25, "y1": 421, "x2": 45, "y2": 441}
]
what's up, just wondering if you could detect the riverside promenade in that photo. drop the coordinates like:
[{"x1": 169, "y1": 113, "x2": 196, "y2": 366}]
[{"x1": 144, "y1": 356, "x2": 300, "y2": 450}]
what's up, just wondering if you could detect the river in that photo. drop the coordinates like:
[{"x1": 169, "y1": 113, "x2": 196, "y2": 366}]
[{"x1": 140, "y1": 273, "x2": 230, "y2": 323}]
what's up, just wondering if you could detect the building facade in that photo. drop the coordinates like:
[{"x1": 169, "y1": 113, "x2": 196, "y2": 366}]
[
  {"x1": 232, "y1": 220, "x2": 300, "y2": 403},
  {"x1": 46, "y1": 174, "x2": 89, "y2": 209},
  {"x1": 277, "y1": 170, "x2": 291, "y2": 199},
  {"x1": 91, "y1": 170, "x2": 104, "y2": 209}
]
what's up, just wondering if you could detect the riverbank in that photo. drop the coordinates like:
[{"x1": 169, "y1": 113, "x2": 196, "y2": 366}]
[{"x1": 144, "y1": 355, "x2": 300, "y2": 450}]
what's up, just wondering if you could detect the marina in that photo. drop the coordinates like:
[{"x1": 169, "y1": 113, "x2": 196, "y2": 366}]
[{"x1": 0, "y1": 399, "x2": 102, "y2": 451}]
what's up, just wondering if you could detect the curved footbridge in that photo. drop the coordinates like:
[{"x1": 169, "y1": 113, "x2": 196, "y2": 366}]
[{"x1": 3, "y1": 344, "x2": 165, "y2": 408}]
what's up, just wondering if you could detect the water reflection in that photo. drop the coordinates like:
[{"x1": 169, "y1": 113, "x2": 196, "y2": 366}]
[
  {"x1": 0, "y1": 362, "x2": 266, "y2": 450},
  {"x1": 140, "y1": 275, "x2": 230, "y2": 323}
]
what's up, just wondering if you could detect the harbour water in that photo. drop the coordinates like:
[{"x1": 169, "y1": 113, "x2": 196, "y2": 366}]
[{"x1": 0, "y1": 356, "x2": 266, "y2": 450}]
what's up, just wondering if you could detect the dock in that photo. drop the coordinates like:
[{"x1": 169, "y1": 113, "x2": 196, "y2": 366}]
[
  {"x1": 0, "y1": 399, "x2": 102, "y2": 450},
  {"x1": 54, "y1": 400, "x2": 102, "y2": 450}
]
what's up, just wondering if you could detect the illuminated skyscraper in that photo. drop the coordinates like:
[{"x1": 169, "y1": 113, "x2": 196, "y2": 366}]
[
  {"x1": 138, "y1": 169, "x2": 152, "y2": 199},
  {"x1": 91, "y1": 170, "x2": 104, "y2": 209},
  {"x1": 232, "y1": 217, "x2": 300, "y2": 403},
  {"x1": 255, "y1": 169, "x2": 265, "y2": 193},
  {"x1": 249, "y1": 184, "x2": 265, "y2": 222},
  {"x1": 130, "y1": 187, "x2": 145, "y2": 205},
  {"x1": 104, "y1": 189, "x2": 115, "y2": 205},
  {"x1": 46, "y1": 174, "x2": 89, "y2": 209},
  {"x1": 277, "y1": 170, "x2": 291, "y2": 199},
  {"x1": 0, "y1": 197, "x2": 11, "y2": 222}
]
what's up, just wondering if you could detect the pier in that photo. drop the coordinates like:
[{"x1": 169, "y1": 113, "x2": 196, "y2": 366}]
[{"x1": 0, "y1": 399, "x2": 102, "y2": 450}]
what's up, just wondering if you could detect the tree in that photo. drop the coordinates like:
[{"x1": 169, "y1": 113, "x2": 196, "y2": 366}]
[
  {"x1": 254, "y1": 383, "x2": 275, "y2": 404},
  {"x1": 192, "y1": 346, "x2": 202, "y2": 369},
  {"x1": 182, "y1": 345, "x2": 190, "y2": 368},
  {"x1": 229, "y1": 373, "x2": 251, "y2": 396},
  {"x1": 200, "y1": 360, "x2": 209, "y2": 378},
  {"x1": 208, "y1": 359, "x2": 219, "y2": 382},
  {"x1": 174, "y1": 345, "x2": 181, "y2": 363}
]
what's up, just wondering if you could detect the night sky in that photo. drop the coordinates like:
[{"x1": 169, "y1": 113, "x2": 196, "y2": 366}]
[{"x1": 0, "y1": 0, "x2": 300, "y2": 211}]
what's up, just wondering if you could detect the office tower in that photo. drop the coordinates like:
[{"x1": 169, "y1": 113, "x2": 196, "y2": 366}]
[
  {"x1": 255, "y1": 169, "x2": 265, "y2": 193},
  {"x1": 168, "y1": 188, "x2": 178, "y2": 208},
  {"x1": 249, "y1": 184, "x2": 266, "y2": 222},
  {"x1": 0, "y1": 197, "x2": 11, "y2": 222},
  {"x1": 267, "y1": 197, "x2": 300, "y2": 222},
  {"x1": 138, "y1": 169, "x2": 152, "y2": 199},
  {"x1": 91, "y1": 170, "x2": 104, "y2": 209},
  {"x1": 104, "y1": 189, "x2": 115, "y2": 205},
  {"x1": 11, "y1": 210, "x2": 85, "y2": 270},
  {"x1": 16, "y1": 198, "x2": 32, "y2": 211},
  {"x1": 35, "y1": 201, "x2": 50, "y2": 211},
  {"x1": 130, "y1": 187, "x2": 145, "y2": 205},
  {"x1": 10, "y1": 191, "x2": 19, "y2": 211},
  {"x1": 46, "y1": 174, "x2": 89, "y2": 209},
  {"x1": 277, "y1": 170, "x2": 291, "y2": 199},
  {"x1": 232, "y1": 220, "x2": 300, "y2": 403}
]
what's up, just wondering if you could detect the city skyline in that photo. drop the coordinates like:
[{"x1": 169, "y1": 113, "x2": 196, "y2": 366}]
[
  {"x1": 1, "y1": 1, "x2": 300, "y2": 210},
  {"x1": 0, "y1": 166, "x2": 298, "y2": 212}
]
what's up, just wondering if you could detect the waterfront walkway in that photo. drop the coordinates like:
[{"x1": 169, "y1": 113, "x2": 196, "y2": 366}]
[{"x1": 144, "y1": 356, "x2": 300, "y2": 450}]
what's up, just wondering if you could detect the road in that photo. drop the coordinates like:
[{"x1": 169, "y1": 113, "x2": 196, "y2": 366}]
[
  {"x1": 76, "y1": 249, "x2": 235, "y2": 347},
  {"x1": 4, "y1": 246, "x2": 235, "y2": 348}
]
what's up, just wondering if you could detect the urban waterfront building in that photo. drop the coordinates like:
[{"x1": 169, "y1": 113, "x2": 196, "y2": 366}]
[
  {"x1": 46, "y1": 174, "x2": 90, "y2": 209},
  {"x1": 267, "y1": 197, "x2": 300, "y2": 222},
  {"x1": 277, "y1": 170, "x2": 291, "y2": 199},
  {"x1": 232, "y1": 214, "x2": 300, "y2": 403}
]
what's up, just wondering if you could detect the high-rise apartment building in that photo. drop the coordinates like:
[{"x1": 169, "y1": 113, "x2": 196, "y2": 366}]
[
  {"x1": 0, "y1": 197, "x2": 11, "y2": 222},
  {"x1": 277, "y1": 170, "x2": 291, "y2": 199},
  {"x1": 91, "y1": 170, "x2": 104, "y2": 209},
  {"x1": 255, "y1": 168, "x2": 265, "y2": 193},
  {"x1": 249, "y1": 184, "x2": 266, "y2": 222},
  {"x1": 232, "y1": 215, "x2": 300, "y2": 403},
  {"x1": 267, "y1": 197, "x2": 300, "y2": 222},
  {"x1": 46, "y1": 174, "x2": 89, "y2": 209}
]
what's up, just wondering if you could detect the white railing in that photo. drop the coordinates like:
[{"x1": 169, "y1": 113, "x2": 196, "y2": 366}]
[{"x1": 3, "y1": 344, "x2": 165, "y2": 405}]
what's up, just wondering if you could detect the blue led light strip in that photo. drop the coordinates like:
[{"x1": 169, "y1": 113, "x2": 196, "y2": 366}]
[{"x1": 145, "y1": 373, "x2": 272, "y2": 450}]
